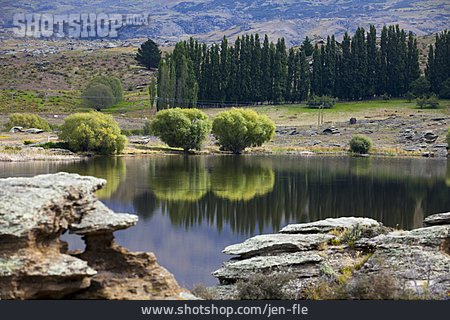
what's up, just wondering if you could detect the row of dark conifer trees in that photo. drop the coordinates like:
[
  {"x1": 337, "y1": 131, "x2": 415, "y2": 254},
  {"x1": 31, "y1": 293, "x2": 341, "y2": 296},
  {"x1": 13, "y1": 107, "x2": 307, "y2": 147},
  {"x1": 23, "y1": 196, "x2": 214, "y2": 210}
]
[{"x1": 155, "y1": 26, "x2": 448, "y2": 109}]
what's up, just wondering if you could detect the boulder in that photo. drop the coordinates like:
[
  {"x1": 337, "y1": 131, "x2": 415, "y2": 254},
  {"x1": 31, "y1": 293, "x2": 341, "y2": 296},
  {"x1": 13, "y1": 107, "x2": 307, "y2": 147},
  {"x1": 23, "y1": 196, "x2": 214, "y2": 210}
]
[
  {"x1": 223, "y1": 233, "x2": 335, "y2": 258},
  {"x1": 9, "y1": 126, "x2": 23, "y2": 133},
  {"x1": 280, "y1": 217, "x2": 382, "y2": 234},
  {"x1": 0, "y1": 173, "x2": 189, "y2": 300},
  {"x1": 355, "y1": 225, "x2": 450, "y2": 297},
  {"x1": 24, "y1": 128, "x2": 44, "y2": 134},
  {"x1": 322, "y1": 127, "x2": 340, "y2": 135},
  {"x1": 213, "y1": 252, "x2": 323, "y2": 283},
  {"x1": 423, "y1": 212, "x2": 450, "y2": 226},
  {"x1": 214, "y1": 215, "x2": 449, "y2": 299}
]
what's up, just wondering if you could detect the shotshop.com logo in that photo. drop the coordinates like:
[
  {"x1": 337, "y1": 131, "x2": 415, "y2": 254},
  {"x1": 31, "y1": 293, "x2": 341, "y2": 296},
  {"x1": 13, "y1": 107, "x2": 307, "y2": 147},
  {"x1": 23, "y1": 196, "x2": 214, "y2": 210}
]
[{"x1": 12, "y1": 13, "x2": 149, "y2": 38}]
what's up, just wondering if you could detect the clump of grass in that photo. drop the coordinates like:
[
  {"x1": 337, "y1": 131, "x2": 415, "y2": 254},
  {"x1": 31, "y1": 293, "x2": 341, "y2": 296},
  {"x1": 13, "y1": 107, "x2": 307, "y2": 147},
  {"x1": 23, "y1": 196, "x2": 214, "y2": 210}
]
[
  {"x1": 3, "y1": 146, "x2": 22, "y2": 153},
  {"x1": 191, "y1": 284, "x2": 216, "y2": 300},
  {"x1": 329, "y1": 224, "x2": 378, "y2": 248},
  {"x1": 235, "y1": 273, "x2": 296, "y2": 300},
  {"x1": 306, "y1": 271, "x2": 409, "y2": 300}
]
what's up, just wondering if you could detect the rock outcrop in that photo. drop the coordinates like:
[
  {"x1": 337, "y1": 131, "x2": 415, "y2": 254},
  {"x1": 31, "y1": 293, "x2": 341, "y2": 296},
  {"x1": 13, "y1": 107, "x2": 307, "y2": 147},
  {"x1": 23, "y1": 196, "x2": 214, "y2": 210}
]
[
  {"x1": 0, "y1": 172, "x2": 190, "y2": 300},
  {"x1": 214, "y1": 215, "x2": 450, "y2": 299}
]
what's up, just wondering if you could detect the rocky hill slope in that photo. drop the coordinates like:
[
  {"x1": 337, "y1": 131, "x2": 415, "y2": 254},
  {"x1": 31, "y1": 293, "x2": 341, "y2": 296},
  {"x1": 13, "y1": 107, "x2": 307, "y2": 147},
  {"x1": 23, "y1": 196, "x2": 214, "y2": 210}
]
[{"x1": 1, "y1": 0, "x2": 449, "y2": 44}]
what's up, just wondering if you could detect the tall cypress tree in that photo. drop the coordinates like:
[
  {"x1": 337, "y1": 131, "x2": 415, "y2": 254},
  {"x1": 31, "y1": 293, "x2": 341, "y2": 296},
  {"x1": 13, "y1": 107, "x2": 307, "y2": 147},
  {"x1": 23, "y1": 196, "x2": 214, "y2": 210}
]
[
  {"x1": 220, "y1": 36, "x2": 229, "y2": 104},
  {"x1": 351, "y1": 27, "x2": 368, "y2": 99},
  {"x1": 377, "y1": 26, "x2": 389, "y2": 96},
  {"x1": 301, "y1": 36, "x2": 314, "y2": 57},
  {"x1": 298, "y1": 50, "x2": 310, "y2": 102},
  {"x1": 260, "y1": 34, "x2": 272, "y2": 103},
  {"x1": 271, "y1": 38, "x2": 287, "y2": 104},
  {"x1": 406, "y1": 31, "x2": 420, "y2": 89},
  {"x1": 251, "y1": 34, "x2": 262, "y2": 104},
  {"x1": 367, "y1": 25, "x2": 378, "y2": 97},
  {"x1": 286, "y1": 48, "x2": 296, "y2": 102},
  {"x1": 339, "y1": 33, "x2": 352, "y2": 99},
  {"x1": 426, "y1": 30, "x2": 450, "y2": 93}
]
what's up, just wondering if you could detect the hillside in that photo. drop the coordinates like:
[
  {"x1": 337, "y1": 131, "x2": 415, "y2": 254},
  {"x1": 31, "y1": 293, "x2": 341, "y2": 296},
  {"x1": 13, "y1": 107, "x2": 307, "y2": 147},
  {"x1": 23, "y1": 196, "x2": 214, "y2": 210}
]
[{"x1": 1, "y1": 0, "x2": 449, "y2": 44}]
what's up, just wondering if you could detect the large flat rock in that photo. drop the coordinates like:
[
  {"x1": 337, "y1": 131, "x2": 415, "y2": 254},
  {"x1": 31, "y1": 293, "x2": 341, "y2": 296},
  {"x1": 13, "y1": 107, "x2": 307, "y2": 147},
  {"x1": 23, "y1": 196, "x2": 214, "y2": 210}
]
[
  {"x1": 280, "y1": 217, "x2": 382, "y2": 234},
  {"x1": 423, "y1": 212, "x2": 450, "y2": 226},
  {"x1": 70, "y1": 201, "x2": 138, "y2": 235},
  {"x1": 223, "y1": 233, "x2": 335, "y2": 258},
  {"x1": 0, "y1": 172, "x2": 105, "y2": 239},
  {"x1": 213, "y1": 252, "x2": 323, "y2": 282}
]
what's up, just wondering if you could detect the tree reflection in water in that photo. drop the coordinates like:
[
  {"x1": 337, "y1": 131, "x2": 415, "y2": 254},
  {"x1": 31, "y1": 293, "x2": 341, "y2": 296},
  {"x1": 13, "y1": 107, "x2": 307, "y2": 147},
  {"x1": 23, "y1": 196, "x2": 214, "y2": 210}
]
[{"x1": 132, "y1": 156, "x2": 450, "y2": 235}]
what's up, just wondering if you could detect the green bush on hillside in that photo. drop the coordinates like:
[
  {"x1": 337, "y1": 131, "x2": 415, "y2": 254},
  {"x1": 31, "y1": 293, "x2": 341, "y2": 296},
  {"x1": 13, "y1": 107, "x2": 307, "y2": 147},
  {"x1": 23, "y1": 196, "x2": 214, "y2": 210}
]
[
  {"x1": 59, "y1": 112, "x2": 126, "y2": 154},
  {"x1": 307, "y1": 95, "x2": 336, "y2": 108},
  {"x1": 4, "y1": 113, "x2": 51, "y2": 131},
  {"x1": 149, "y1": 108, "x2": 211, "y2": 152},
  {"x1": 82, "y1": 76, "x2": 123, "y2": 110},
  {"x1": 416, "y1": 95, "x2": 439, "y2": 109},
  {"x1": 212, "y1": 108, "x2": 275, "y2": 154},
  {"x1": 349, "y1": 135, "x2": 372, "y2": 154}
]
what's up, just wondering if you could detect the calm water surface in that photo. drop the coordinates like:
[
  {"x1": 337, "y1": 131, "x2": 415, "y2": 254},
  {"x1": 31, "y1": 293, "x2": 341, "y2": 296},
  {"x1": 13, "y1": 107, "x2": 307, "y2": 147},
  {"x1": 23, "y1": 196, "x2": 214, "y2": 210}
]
[{"x1": 1, "y1": 155, "x2": 449, "y2": 287}]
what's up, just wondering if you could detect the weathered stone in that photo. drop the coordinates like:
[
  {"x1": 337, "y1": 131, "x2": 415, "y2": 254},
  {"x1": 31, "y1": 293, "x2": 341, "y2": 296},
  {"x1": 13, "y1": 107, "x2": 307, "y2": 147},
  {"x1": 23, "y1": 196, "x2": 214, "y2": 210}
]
[
  {"x1": 0, "y1": 173, "x2": 189, "y2": 300},
  {"x1": 355, "y1": 225, "x2": 450, "y2": 297},
  {"x1": 0, "y1": 172, "x2": 105, "y2": 239},
  {"x1": 423, "y1": 212, "x2": 450, "y2": 226},
  {"x1": 70, "y1": 201, "x2": 138, "y2": 235},
  {"x1": 223, "y1": 233, "x2": 335, "y2": 258},
  {"x1": 9, "y1": 126, "x2": 23, "y2": 133},
  {"x1": 214, "y1": 216, "x2": 449, "y2": 299},
  {"x1": 70, "y1": 233, "x2": 189, "y2": 300},
  {"x1": 213, "y1": 252, "x2": 323, "y2": 283},
  {"x1": 280, "y1": 217, "x2": 382, "y2": 234}
]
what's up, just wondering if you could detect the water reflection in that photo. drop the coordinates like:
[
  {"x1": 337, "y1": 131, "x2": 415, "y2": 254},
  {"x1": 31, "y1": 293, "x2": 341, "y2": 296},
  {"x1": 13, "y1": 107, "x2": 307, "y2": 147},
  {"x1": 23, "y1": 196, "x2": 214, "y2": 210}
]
[
  {"x1": 1, "y1": 155, "x2": 449, "y2": 287},
  {"x1": 210, "y1": 157, "x2": 275, "y2": 201},
  {"x1": 149, "y1": 156, "x2": 210, "y2": 202},
  {"x1": 63, "y1": 157, "x2": 126, "y2": 199}
]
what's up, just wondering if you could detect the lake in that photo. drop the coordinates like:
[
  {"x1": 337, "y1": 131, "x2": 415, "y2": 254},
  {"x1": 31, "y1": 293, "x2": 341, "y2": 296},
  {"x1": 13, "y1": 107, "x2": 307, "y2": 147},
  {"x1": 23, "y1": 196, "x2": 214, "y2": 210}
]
[{"x1": 1, "y1": 155, "x2": 449, "y2": 288}]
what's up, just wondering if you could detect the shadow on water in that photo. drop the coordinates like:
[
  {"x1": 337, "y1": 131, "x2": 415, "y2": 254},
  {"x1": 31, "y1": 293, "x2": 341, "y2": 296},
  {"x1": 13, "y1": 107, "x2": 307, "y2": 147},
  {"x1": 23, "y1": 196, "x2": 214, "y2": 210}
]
[{"x1": 1, "y1": 155, "x2": 449, "y2": 286}]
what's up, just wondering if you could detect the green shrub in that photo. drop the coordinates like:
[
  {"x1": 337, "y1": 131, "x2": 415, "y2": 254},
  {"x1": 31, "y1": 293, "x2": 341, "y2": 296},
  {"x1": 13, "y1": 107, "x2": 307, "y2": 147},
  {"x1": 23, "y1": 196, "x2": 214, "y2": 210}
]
[
  {"x1": 82, "y1": 76, "x2": 123, "y2": 109},
  {"x1": 59, "y1": 112, "x2": 126, "y2": 154},
  {"x1": 307, "y1": 95, "x2": 336, "y2": 108},
  {"x1": 5, "y1": 113, "x2": 51, "y2": 131},
  {"x1": 150, "y1": 108, "x2": 211, "y2": 152},
  {"x1": 416, "y1": 95, "x2": 440, "y2": 109},
  {"x1": 38, "y1": 141, "x2": 70, "y2": 149},
  {"x1": 236, "y1": 273, "x2": 296, "y2": 300},
  {"x1": 349, "y1": 135, "x2": 372, "y2": 154},
  {"x1": 212, "y1": 108, "x2": 275, "y2": 154}
]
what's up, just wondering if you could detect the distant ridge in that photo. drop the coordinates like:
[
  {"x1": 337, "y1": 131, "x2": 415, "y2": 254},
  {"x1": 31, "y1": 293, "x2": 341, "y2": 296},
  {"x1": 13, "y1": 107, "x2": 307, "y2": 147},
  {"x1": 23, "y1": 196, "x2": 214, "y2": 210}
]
[{"x1": 1, "y1": 0, "x2": 449, "y2": 44}]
